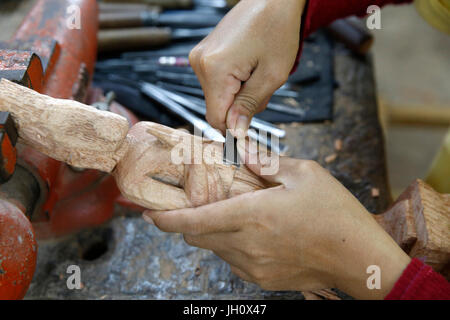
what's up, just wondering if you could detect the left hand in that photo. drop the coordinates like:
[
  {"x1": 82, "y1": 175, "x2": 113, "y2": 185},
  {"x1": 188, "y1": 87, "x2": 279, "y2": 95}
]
[{"x1": 143, "y1": 141, "x2": 410, "y2": 299}]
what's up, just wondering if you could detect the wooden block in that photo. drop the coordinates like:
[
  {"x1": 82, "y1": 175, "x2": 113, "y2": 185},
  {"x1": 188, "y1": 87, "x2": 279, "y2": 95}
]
[{"x1": 377, "y1": 180, "x2": 450, "y2": 277}]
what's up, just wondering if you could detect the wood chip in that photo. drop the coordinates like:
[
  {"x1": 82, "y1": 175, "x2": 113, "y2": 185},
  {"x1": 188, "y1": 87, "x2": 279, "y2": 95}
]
[
  {"x1": 325, "y1": 153, "x2": 338, "y2": 163},
  {"x1": 312, "y1": 289, "x2": 342, "y2": 300},
  {"x1": 302, "y1": 291, "x2": 323, "y2": 300},
  {"x1": 334, "y1": 139, "x2": 343, "y2": 151},
  {"x1": 371, "y1": 188, "x2": 380, "y2": 198}
]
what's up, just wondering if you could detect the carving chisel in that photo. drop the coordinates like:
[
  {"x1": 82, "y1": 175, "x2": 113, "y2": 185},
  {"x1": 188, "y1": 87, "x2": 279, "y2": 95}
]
[
  {"x1": 100, "y1": 11, "x2": 223, "y2": 29},
  {"x1": 150, "y1": 85, "x2": 287, "y2": 154},
  {"x1": 157, "y1": 82, "x2": 306, "y2": 117},
  {"x1": 140, "y1": 82, "x2": 225, "y2": 143},
  {"x1": 157, "y1": 87, "x2": 286, "y2": 138},
  {"x1": 98, "y1": 27, "x2": 213, "y2": 53}
]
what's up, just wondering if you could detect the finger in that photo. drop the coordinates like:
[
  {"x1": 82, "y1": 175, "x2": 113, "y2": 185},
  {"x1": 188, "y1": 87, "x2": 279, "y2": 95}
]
[
  {"x1": 214, "y1": 250, "x2": 254, "y2": 281},
  {"x1": 226, "y1": 66, "x2": 287, "y2": 138},
  {"x1": 183, "y1": 233, "x2": 231, "y2": 251},
  {"x1": 229, "y1": 265, "x2": 253, "y2": 283},
  {"x1": 143, "y1": 192, "x2": 263, "y2": 235},
  {"x1": 236, "y1": 139, "x2": 303, "y2": 187},
  {"x1": 190, "y1": 48, "x2": 244, "y2": 133},
  {"x1": 203, "y1": 73, "x2": 242, "y2": 133}
]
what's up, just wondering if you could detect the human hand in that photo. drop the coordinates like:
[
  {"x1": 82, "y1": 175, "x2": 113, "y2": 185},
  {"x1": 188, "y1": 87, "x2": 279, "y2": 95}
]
[
  {"x1": 144, "y1": 140, "x2": 411, "y2": 299},
  {"x1": 189, "y1": 0, "x2": 306, "y2": 135}
]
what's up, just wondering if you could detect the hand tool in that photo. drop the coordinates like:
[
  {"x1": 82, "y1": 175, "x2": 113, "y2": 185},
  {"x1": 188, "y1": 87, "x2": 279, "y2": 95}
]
[
  {"x1": 99, "y1": 10, "x2": 224, "y2": 29},
  {"x1": 156, "y1": 85, "x2": 288, "y2": 154},
  {"x1": 99, "y1": 2, "x2": 160, "y2": 13},
  {"x1": 223, "y1": 131, "x2": 240, "y2": 167},
  {"x1": 195, "y1": 0, "x2": 238, "y2": 8},
  {"x1": 98, "y1": 27, "x2": 213, "y2": 53},
  {"x1": 92, "y1": 91, "x2": 116, "y2": 111},
  {"x1": 158, "y1": 87, "x2": 286, "y2": 138},
  {"x1": 101, "y1": 0, "x2": 194, "y2": 10},
  {"x1": 157, "y1": 82, "x2": 306, "y2": 118},
  {"x1": 149, "y1": 69, "x2": 300, "y2": 99},
  {"x1": 120, "y1": 42, "x2": 197, "y2": 59},
  {"x1": 140, "y1": 82, "x2": 225, "y2": 142}
]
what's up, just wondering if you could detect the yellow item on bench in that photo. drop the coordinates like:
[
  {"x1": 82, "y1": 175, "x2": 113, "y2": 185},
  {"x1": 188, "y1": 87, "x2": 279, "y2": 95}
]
[
  {"x1": 426, "y1": 129, "x2": 450, "y2": 193},
  {"x1": 415, "y1": 0, "x2": 450, "y2": 34}
]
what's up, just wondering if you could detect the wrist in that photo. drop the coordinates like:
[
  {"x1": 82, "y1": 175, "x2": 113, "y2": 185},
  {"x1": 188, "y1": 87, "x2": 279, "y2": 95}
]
[{"x1": 334, "y1": 222, "x2": 411, "y2": 299}]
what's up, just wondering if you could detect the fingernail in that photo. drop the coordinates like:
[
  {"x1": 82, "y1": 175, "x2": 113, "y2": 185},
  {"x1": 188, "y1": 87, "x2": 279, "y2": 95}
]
[
  {"x1": 236, "y1": 138, "x2": 246, "y2": 159},
  {"x1": 142, "y1": 213, "x2": 154, "y2": 225},
  {"x1": 234, "y1": 115, "x2": 249, "y2": 139},
  {"x1": 248, "y1": 139, "x2": 259, "y2": 155}
]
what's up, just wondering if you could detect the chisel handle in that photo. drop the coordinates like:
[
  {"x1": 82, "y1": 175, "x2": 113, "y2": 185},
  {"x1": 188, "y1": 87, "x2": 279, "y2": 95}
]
[
  {"x1": 101, "y1": 0, "x2": 193, "y2": 10},
  {"x1": 99, "y1": 2, "x2": 159, "y2": 13},
  {"x1": 327, "y1": 18, "x2": 374, "y2": 55},
  {"x1": 98, "y1": 27, "x2": 172, "y2": 53},
  {"x1": 99, "y1": 11, "x2": 158, "y2": 29}
]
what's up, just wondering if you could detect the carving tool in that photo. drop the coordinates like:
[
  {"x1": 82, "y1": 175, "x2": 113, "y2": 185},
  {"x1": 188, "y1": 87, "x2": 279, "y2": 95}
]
[
  {"x1": 98, "y1": 27, "x2": 213, "y2": 53},
  {"x1": 99, "y1": 10, "x2": 223, "y2": 29},
  {"x1": 157, "y1": 88, "x2": 286, "y2": 138},
  {"x1": 157, "y1": 82, "x2": 306, "y2": 117},
  {"x1": 140, "y1": 82, "x2": 225, "y2": 142}
]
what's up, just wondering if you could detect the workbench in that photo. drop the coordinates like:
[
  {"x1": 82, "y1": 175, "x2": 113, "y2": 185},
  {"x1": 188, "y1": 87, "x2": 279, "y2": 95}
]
[{"x1": 24, "y1": 42, "x2": 390, "y2": 299}]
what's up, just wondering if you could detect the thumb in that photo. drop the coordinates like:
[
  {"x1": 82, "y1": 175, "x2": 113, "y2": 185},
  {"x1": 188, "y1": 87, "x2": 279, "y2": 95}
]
[{"x1": 227, "y1": 67, "x2": 286, "y2": 138}]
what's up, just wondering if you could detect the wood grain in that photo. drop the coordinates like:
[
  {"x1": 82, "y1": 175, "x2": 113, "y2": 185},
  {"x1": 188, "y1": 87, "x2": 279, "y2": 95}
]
[
  {"x1": 376, "y1": 179, "x2": 450, "y2": 278},
  {"x1": 113, "y1": 122, "x2": 270, "y2": 210},
  {"x1": 0, "y1": 80, "x2": 270, "y2": 210}
]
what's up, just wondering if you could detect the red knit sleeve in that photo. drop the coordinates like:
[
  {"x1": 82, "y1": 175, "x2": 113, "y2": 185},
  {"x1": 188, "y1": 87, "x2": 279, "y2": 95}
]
[
  {"x1": 292, "y1": 0, "x2": 413, "y2": 71},
  {"x1": 385, "y1": 258, "x2": 450, "y2": 300}
]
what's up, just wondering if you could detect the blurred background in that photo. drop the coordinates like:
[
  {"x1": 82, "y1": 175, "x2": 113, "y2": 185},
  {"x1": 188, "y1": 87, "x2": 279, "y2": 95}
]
[{"x1": 0, "y1": 0, "x2": 448, "y2": 198}]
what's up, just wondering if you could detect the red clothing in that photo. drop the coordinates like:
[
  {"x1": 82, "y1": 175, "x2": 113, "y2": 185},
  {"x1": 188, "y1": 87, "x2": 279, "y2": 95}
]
[
  {"x1": 385, "y1": 258, "x2": 450, "y2": 300},
  {"x1": 297, "y1": 0, "x2": 450, "y2": 300},
  {"x1": 294, "y1": 0, "x2": 413, "y2": 70}
]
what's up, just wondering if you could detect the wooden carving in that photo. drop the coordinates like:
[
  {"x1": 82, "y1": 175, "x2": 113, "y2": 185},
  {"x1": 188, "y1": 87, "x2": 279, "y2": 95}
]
[
  {"x1": 374, "y1": 180, "x2": 450, "y2": 278},
  {"x1": 0, "y1": 79, "x2": 129, "y2": 172},
  {"x1": 113, "y1": 122, "x2": 269, "y2": 210}
]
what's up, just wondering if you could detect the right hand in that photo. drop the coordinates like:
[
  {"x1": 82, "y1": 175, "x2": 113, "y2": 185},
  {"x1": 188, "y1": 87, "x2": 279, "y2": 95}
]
[
  {"x1": 189, "y1": 0, "x2": 306, "y2": 135},
  {"x1": 145, "y1": 142, "x2": 411, "y2": 299}
]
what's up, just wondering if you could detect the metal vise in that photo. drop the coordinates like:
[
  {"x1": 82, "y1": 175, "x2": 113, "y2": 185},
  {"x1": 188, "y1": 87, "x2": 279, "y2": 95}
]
[{"x1": 0, "y1": 0, "x2": 138, "y2": 299}]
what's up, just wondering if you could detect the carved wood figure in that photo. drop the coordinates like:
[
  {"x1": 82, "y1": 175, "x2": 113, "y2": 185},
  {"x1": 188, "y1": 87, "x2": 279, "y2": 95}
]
[
  {"x1": 0, "y1": 78, "x2": 448, "y2": 287},
  {"x1": 0, "y1": 78, "x2": 270, "y2": 211}
]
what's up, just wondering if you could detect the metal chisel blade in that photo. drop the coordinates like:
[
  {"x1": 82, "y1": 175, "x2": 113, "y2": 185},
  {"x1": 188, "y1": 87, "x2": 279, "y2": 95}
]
[{"x1": 223, "y1": 131, "x2": 240, "y2": 167}]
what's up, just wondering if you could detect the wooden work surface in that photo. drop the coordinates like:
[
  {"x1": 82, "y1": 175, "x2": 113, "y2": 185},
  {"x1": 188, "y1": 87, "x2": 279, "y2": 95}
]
[{"x1": 25, "y1": 43, "x2": 390, "y2": 300}]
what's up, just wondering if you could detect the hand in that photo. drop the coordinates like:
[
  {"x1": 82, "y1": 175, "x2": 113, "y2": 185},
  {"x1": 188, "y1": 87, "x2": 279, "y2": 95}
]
[
  {"x1": 144, "y1": 141, "x2": 411, "y2": 299},
  {"x1": 189, "y1": 0, "x2": 306, "y2": 135}
]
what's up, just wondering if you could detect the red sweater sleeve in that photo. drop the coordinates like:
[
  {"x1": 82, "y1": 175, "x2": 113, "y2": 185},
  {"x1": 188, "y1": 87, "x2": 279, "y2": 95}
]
[
  {"x1": 293, "y1": 0, "x2": 413, "y2": 70},
  {"x1": 385, "y1": 258, "x2": 450, "y2": 300}
]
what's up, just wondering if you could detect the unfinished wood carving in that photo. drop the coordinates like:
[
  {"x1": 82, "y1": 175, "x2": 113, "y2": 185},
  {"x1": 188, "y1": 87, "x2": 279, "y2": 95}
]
[
  {"x1": 113, "y1": 122, "x2": 269, "y2": 210},
  {"x1": 375, "y1": 180, "x2": 450, "y2": 278},
  {"x1": 0, "y1": 78, "x2": 270, "y2": 210},
  {"x1": 0, "y1": 79, "x2": 129, "y2": 172}
]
